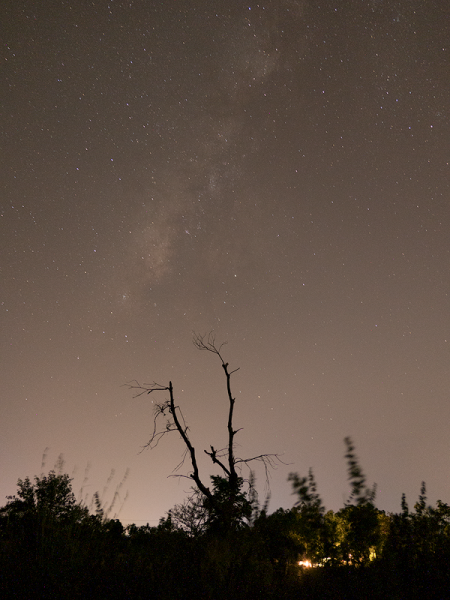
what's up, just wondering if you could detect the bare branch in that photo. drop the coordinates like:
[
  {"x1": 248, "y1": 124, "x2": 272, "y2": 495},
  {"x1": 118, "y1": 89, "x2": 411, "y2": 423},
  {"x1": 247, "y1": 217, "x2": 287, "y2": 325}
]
[
  {"x1": 172, "y1": 448, "x2": 189, "y2": 473},
  {"x1": 127, "y1": 333, "x2": 282, "y2": 529},
  {"x1": 235, "y1": 453, "x2": 288, "y2": 487},
  {"x1": 167, "y1": 473, "x2": 195, "y2": 481},
  {"x1": 126, "y1": 378, "x2": 214, "y2": 503},
  {"x1": 235, "y1": 453, "x2": 286, "y2": 468},
  {"x1": 192, "y1": 331, "x2": 228, "y2": 364},
  {"x1": 204, "y1": 446, "x2": 231, "y2": 477}
]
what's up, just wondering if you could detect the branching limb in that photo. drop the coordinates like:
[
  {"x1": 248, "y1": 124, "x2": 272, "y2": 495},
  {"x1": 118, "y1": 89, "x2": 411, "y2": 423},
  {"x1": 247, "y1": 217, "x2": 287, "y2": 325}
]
[
  {"x1": 125, "y1": 379, "x2": 213, "y2": 503},
  {"x1": 235, "y1": 453, "x2": 288, "y2": 485},
  {"x1": 204, "y1": 445, "x2": 231, "y2": 477},
  {"x1": 124, "y1": 382, "x2": 177, "y2": 452},
  {"x1": 193, "y1": 332, "x2": 240, "y2": 483},
  {"x1": 125, "y1": 380, "x2": 169, "y2": 398},
  {"x1": 127, "y1": 333, "x2": 283, "y2": 526},
  {"x1": 193, "y1": 332, "x2": 228, "y2": 362}
]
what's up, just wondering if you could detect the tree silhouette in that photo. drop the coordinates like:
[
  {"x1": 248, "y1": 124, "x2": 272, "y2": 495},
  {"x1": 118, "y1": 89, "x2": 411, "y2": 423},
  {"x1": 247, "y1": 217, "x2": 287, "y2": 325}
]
[
  {"x1": 1, "y1": 471, "x2": 88, "y2": 527},
  {"x1": 126, "y1": 332, "x2": 280, "y2": 531}
]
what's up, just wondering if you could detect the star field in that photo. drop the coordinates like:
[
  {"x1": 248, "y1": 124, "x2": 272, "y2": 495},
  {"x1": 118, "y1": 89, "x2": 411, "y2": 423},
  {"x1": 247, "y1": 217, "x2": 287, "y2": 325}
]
[{"x1": 1, "y1": 0, "x2": 449, "y2": 524}]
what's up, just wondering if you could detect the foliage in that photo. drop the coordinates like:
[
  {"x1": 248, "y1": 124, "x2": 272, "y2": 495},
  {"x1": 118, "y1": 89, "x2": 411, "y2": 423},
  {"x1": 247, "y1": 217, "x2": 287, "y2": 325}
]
[
  {"x1": 254, "y1": 507, "x2": 303, "y2": 569},
  {"x1": 169, "y1": 486, "x2": 209, "y2": 536},
  {"x1": 1, "y1": 471, "x2": 87, "y2": 523},
  {"x1": 2, "y1": 458, "x2": 450, "y2": 599},
  {"x1": 344, "y1": 436, "x2": 376, "y2": 506},
  {"x1": 204, "y1": 475, "x2": 253, "y2": 533},
  {"x1": 288, "y1": 468, "x2": 330, "y2": 565}
]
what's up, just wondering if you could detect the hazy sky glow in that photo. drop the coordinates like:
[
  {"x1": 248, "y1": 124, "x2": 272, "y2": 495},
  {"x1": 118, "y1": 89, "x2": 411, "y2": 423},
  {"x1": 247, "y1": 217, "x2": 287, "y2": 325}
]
[{"x1": 2, "y1": 0, "x2": 449, "y2": 525}]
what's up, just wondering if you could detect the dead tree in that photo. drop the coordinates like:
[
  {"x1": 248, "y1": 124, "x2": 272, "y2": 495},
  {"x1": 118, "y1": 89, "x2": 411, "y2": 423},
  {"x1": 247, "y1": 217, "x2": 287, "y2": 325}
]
[{"x1": 126, "y1": 332, "x2": 280, "y2": 529}]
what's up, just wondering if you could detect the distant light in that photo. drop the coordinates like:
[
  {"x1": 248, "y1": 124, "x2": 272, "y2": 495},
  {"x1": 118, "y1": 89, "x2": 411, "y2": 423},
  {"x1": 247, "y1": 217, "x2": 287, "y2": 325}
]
[{"x1": 298, "y1": 560, "x2": 312, "y2": 568}]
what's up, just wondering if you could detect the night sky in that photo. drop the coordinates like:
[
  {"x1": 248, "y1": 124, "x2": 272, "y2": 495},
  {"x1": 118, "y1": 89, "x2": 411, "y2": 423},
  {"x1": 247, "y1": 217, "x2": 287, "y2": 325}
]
[{"x1": 2, "y1": 0, "x2": 449, "y2": 526}]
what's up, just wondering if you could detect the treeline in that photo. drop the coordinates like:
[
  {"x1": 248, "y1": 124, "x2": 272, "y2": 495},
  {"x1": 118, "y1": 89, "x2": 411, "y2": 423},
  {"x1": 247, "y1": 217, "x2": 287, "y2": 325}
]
[{"x1": 1, "y1": 456, "x2": 450, "y2": 599}]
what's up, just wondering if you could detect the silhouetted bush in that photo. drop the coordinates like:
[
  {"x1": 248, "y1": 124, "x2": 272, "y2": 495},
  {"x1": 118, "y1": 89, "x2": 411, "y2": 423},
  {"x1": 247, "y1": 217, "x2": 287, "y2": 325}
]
[{"x1": 2, "y1": 458, "x2": 450, "y2": 599}]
